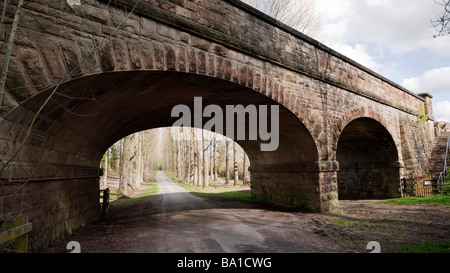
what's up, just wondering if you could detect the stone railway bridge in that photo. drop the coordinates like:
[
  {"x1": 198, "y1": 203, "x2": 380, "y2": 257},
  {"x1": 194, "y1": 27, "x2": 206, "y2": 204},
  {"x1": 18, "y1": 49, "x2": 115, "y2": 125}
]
[{"x1": 0, "y1": 0, "x2": 436, "y2": 250}]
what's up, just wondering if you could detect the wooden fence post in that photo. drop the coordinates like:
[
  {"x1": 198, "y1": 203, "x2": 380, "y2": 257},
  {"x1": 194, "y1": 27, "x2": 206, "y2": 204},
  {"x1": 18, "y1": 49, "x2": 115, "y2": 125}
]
[
  {"x1": 0, "y1": 216, "x2": 33, "y2": 253},
  {"x1": 100, "y1": 188, "x2": 110, "y2": 218}
]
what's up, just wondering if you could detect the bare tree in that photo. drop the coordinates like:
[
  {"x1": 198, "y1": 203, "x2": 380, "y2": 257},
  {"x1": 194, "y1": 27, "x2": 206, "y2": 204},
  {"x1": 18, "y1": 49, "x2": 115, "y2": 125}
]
[
  {"x1": 432, "y1": 0, "x2": 450, "y2": 37},
  {"x1": 242, "y1": 151, "x2": 248, "y2": 184},
  {"x1": 242, "y1": 0, "x2": 323, "y2": 40},
  {"x1": 102, "y1": 149, "x2": 109, "y2": 188},
  {"x1": 0, "y1": 0, "x2": 24, "y2": 107},
  {"x1": 118, "y1": 138, "x2": 127, "y2": 197},
  {"x1": 1, "y1": 0, "x2": 143, "y2": 220},
  {"x1": 212, "y1": 135, "x2": 218, "y2": 181},
  {"x1": 225, "y1": 139, "x2": 230, "y2": 185},
  {"x1": 202, "y1": 129, "x2": 208, "y2": 188}
]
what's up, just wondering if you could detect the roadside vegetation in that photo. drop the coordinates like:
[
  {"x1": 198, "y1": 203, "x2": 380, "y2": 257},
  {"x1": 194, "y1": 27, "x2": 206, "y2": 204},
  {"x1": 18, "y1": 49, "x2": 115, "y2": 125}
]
[
  {"x1": 379, "y1": 179, "x2": 450, "y2": 206},
  {"x1": 397, "y1": 241, "x2": 450, "y2": 253},
  {"x1": 379, "y1": 194, "x2": 450, "y2": 206},
  {"x1": 109, "y1": 171, "x2": 159, "y2": 211}
]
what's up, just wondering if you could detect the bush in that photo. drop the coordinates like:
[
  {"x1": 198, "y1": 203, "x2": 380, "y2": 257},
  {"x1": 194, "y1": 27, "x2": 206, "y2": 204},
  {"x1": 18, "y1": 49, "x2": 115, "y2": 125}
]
[{"x1": 442, "y1": 169, "x2": 450, "y2": 195}]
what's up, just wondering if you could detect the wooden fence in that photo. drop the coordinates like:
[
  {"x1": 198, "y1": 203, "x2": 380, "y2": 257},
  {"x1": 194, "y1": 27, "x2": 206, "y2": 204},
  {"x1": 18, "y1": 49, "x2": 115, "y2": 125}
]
[
  {"x1": 0, "y1": 216, "x2": 32, "y2": 253},
  {"x1": 415, "y1": 176, "x2": 434, "y2": 197},
  {"x1": 99, "y1": 188, "x2": 110, "y2": 218}
]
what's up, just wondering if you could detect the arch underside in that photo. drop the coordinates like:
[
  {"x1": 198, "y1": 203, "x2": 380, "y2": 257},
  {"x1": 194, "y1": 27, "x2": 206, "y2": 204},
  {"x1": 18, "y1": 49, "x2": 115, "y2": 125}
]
[
  {"x1": 337, "y1": 118, "x2": 401, "y2": 200},
  {"x1": 17, "y1": 71, "x2": 318, "y2": 164},
  {"x1": 2, "y1": 71, "x2": 331, "y2": 211}
]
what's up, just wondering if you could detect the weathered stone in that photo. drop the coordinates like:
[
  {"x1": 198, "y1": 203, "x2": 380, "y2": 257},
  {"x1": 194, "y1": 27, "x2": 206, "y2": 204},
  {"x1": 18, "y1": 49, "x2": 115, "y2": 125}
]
[
  {"x1": 140, "y1": 39, "x2": 154, "y2": 70},
  {"x1": 93, "y1": 37, "x2": 115, "y2": 72},
  {"x1": 60, "y1": 39, "x2": 84, "y2": 77},
  {"x1": 197, "y1": 50, "x2": 206, "y2": 74},
  {"x1": 127, "y1": 38, "x2": 142, "y2": 70},
  {"x1": 188, "y1": 47, "x2": 196, "y2": 73},
  {"x1": 76, "y1": 38, "x2": 100, "y2": 74},
  {"x1": 16, "y1": 47, "x2": 51, "y2": 91},
  {"x1": 111, "y1": 38, "x2": 129, "y2": 71},
  {"x1": 153, "y1": 42, "x2": 166, "y2": 70},
  {"x1": 165, "y1": 44, "x2": 177, "y2": 71},
  {"x1": 176, "y1": 45, "x2": 187, "y2": 72},
  {"x1": 1, "y1": 57, "x2": 34, "y2": 102}
]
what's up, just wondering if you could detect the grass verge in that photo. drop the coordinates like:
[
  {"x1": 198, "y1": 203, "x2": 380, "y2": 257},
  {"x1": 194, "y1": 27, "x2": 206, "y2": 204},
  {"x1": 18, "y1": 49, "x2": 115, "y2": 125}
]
[
  {"x1": 397, "y1": 241, "x2": 450, "y2": 253},
  {"x1": 109, "y1": 171, "x2": 159, "y2": 210},
  {"x1": 379, "y1": 194, "x2": 450, "y2": 206},
  {"x1": 331, "y1": 218, "x2": 368, "y2": 226}
]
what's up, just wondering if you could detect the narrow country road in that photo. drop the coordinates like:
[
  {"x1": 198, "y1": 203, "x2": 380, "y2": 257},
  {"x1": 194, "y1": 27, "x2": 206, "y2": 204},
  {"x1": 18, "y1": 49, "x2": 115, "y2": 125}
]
[
  {"x1": 125, "y1": 171, "x2": 341, "y2": 253},
  {"x1": 45, "y1": 171, "x2": 450, "y2": 254}
]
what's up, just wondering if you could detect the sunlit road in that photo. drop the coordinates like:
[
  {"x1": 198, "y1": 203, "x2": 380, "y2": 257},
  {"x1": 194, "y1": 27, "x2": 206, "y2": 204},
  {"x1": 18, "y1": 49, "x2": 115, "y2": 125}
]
[{"x1": 127, "y1": 171, "x2": 341, "y2": 253}]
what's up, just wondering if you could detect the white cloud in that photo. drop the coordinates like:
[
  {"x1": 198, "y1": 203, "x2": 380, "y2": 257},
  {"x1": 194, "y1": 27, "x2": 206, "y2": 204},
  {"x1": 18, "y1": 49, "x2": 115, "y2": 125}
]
[
  {"x1": 401, "y1": 67, "x2": 450, "y2": 95},
  {"x1": 434, "y1": 101, "x2": 450, "y2": 122},
  {"x1": 333, "y1": 43, "x2": 383, "y2": 71},
  {"x1": 314, "y1": 0, "x2": 450, "y2": 99},
  {"x1": 317, "y1": 0, "x2": 450, "y2": 56}
]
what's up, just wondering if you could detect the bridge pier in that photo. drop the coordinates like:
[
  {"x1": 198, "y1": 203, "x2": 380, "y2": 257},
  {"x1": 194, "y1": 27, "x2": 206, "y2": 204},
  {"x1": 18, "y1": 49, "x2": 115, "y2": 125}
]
[
  {"x1": 0, "y1": 173, "x2": 100, "y2": 251},
  {"x1": 249, "y1": 161, "x2": 339, "y2": 212}
]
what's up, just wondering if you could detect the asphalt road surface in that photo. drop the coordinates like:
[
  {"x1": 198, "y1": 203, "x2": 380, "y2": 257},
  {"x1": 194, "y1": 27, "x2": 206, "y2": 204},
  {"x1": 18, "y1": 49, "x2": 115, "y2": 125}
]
[{"x1": 127, "y1": 171, "x2": 341, "y2": 253}]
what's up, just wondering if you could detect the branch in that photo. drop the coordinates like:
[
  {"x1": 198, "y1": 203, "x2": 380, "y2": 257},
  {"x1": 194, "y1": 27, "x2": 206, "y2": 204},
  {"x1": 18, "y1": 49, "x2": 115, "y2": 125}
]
[
  {"x1": 50, "y1": 97, "x2": 99, "y2": 117},
  {"x1": 0, "y1": 0, "x2": 8, "y2": 35},
  {"x1": 432, "y1": 0, "x2": 450, "y2": 37},
  {"x1": 0, "y1": 0, "x2": 142, "y2": 174},
  {"x1": 0, "y1": 0, "x2": 24, "y2": 107}
]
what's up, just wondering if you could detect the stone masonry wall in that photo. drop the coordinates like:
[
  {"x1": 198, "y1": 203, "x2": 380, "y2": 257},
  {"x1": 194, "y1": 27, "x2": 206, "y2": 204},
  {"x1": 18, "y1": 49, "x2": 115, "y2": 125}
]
[{"x1": 0, "y1": 178, "x2": 99, "y2": 251}]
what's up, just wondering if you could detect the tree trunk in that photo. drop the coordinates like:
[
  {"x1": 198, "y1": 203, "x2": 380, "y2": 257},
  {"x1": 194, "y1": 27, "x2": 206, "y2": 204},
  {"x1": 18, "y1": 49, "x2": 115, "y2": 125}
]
[
  {"x1": 190, "y1": 128, "x2": 195, "y2": 184},
  {"x1": 120, "y1": 133, "x2": 141, "y2": 196},
  {"x1": 243, "y1": 152, "x2": 247, "y2": 184},
  {"x1": 225, "y1": 139, "x2": 230, "y2": 185},
  {"x1": 0, "y1": 0, "x2": 24, "y2": 106},
  {"x1": 136, "y1": 132, "x2": 143, "y2": 187},
  {"x1": 233, "y1": 141, "x2": 238, "y2": 186},
  {"x1": 102, "y1": 149, "x2": 109, "y2": 188},
  {"x1": 202, "y1": 129, "x2": 209, "y2": 189},
  {"x1": 213, "y1": 136, "x2": 218, "y2": 181},
  {"x1": 176, "y1": 129, "x2": 182, "y2": 179},
  {"x1": 195, "y1": 129, "x2": 201, "y2": 187},
  {"x1": 118, "y1": 138, "x2": 127, "y2": 197}
]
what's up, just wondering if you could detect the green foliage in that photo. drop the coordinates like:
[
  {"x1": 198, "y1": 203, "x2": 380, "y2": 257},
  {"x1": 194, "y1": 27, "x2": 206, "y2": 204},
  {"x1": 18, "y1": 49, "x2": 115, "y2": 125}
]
[
  {"x1": 108, "y1": 145, "x2": 120, "y2": 171},
  {"x1": 100, "y1": 154, "x2": 106, "y2": 171},
  {"x1": 330, "y1": 214, "x2": 368, "y2": 226},
  {"x1": 109, "y1": 171, "x2": 158, "y2": 210},
  {"x1": 100, "y1": 146, "x2": 120, "y2": 172},
  {"x1": 331, "y1": 219, "x2": 368, "y2": 226},
  {"x1": 416, "y1": 103, "x2": 428, "y2": 125},
  {"x1": 442, "y1": 180, "x2": 450, "y2": 195},
  {"x1": 380, "y1": 194, "x2": 450, "y2": 205},
  {"x1": 398, "y1": 241, "x2": 450, "y2": 253}
]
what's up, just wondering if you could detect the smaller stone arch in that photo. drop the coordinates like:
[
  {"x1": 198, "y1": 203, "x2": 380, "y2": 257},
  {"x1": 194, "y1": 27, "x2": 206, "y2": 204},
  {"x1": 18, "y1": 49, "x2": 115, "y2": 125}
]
[
  {"x1": 332, "y1": 108, "x2": 400, "y2": 158},
  {"x1": 336, "y1": 116, "x2": 402, "y2": 200}
]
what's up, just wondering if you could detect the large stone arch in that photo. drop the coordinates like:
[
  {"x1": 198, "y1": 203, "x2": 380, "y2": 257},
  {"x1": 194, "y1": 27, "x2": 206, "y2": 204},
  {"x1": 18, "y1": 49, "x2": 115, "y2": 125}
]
[{"x1": 0, "y1": 69, "x2": 337, "y2": 248}]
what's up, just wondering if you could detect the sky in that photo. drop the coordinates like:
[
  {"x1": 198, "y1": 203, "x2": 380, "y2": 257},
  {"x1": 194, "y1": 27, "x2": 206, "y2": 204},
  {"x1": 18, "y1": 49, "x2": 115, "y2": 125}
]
[{"x1": 315, "y1": 0, "x2": 450, "y2": 122}]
